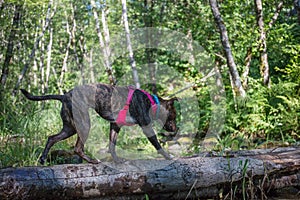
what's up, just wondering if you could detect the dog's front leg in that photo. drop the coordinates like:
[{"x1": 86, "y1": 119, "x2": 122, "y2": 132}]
[
  {"x1": 142, "y1": 125, "x2": 172, "y2": 160},
  {"x1": 109, "y1": 123, "x2": 125, "y2": 163}
]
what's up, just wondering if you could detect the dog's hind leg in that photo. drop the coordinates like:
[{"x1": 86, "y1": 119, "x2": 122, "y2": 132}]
[
  {"x1": 72, "y1": 106, "x2": 100, "y2": 164},
  {"x1": 39, "y1": 126, "x2": 76, "y2": 165},
  {"x1": 74, "y1": 136, "x2": 100, "y2": 164}
]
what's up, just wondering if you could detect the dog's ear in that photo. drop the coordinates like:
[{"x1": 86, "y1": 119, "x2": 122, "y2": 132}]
[{"x1": 167, "y1": 97, "x2": 179, "y2": 105}]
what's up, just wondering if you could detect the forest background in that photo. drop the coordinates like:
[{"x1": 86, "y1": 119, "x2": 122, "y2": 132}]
[{"x1": 0, "y1": 0, "x2": 299, "y2": 167}]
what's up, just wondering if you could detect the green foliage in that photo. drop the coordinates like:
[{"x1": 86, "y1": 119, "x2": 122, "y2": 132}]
[{"x1": 222, "y1": 78, "x2": 300, "y2": 147}]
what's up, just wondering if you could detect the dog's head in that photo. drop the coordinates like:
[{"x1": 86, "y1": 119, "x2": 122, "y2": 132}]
[{"x1": 160, "y1": 97, "x2": 178, "y2": 132}]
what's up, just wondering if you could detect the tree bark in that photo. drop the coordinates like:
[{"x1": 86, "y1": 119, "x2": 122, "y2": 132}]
[
  {"x1": 1, "y1": 147, "x2": 300, "y2": 199},
  {"x1": 1, "y1": 5, "x2": 21, "y2": 89},
  {"x1": 254, "y1": 0, "x2": 270, "y2": 87},
  {"x1": 209, "y1": 0, "x2": 246, "y2": 98},
  {"x1": 122, "y1": 0, "x2": 140, "y2": 88}
]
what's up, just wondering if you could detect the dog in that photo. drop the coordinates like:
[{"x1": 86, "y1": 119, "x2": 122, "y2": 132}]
[{"x1": 20, "y1": 83, "x2": 178, "y2": 164}]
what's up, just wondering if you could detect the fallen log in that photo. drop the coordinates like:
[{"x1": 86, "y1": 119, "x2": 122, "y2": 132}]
[{"x1": 1, "y1": 147, "x2": 300, "y2": 200}]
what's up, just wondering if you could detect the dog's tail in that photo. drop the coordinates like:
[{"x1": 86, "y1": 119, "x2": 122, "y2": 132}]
[{"x1": 20, "y1": 89, "x2": 64, "y2": 102}]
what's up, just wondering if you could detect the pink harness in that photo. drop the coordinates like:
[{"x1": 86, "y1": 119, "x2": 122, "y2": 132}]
[{"x1": 116, "y1": 87, "x2": 158, "y2": 126}]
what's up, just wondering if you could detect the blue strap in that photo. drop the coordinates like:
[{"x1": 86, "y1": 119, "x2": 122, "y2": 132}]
[{"x1": 152, "y1": 94, "x2": 160, "y2": 119}]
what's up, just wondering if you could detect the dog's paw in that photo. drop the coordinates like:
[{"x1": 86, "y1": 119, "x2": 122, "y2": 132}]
[
  {"x1": 158, "y1": 149, "x2": 173, "y2": 160},
  {"x1": 39, "y1": 157, "x2": 46, "y2": 165},
  {"x1": 89, "y1": 159, "x2": 101, "y2": 164}
]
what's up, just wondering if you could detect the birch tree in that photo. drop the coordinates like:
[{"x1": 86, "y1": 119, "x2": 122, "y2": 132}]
[
  {"x1": 58, "y1": 10, "x2": 73, "y2": 94},
  {"x1": 90, "y1": 0, "x2": 115, "y2": 85},
  {"x1": 209, "y1": 0, "x2": 246, "y2": 98},
  {"x1": 122, "y1": 0, "x2": 140, "y2": 88},
  {"x1": 45, "y1": 26, "x2": 53, "y2": 93},
  {"x1": 254, "y1": 0, "x2": 270, "y2": 87}
]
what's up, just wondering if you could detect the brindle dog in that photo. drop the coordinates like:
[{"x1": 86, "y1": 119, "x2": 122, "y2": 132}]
[{"x1": 21, "y1": 84, "x2": 178, "y2": 164}]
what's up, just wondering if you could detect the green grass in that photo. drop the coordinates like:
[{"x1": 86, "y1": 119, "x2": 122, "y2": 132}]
[{"x1": 0, "y1": 96, "x2": 74, "y2": 167}]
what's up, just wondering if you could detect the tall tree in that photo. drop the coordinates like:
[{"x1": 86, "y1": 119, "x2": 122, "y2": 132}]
[
  {"x1": 90, "y1": 0, "x2": 115, "y2": 85},
  {"x1": 209, "y1": 0, "x2": 246, "y2": 98},
  {"x1": 254, "y1": 0, "x2": 270, "y2": 87},
  {"x1": 58, "y1": 10, "x2": 73, "y2": 94},
  {"x1": 122, "y1": 0, "x2": 140, "y2": 88},
  {"x1": 45, "y1": 25, "x2": 53, "y2": 93},
  {"x1": 1, "y1": 4, "x2": 21, "y2": 89}
]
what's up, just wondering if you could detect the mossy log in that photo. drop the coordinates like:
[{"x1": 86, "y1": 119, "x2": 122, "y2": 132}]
[{"x1": 1, "y1": 147, "x2": 300, "y2": 199}]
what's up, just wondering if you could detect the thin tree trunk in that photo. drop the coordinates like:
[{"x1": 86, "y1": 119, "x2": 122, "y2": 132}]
[
  {"x1": 13, "y1": 0, "x2": 55, "y2": 95},
  {"x1": 78, "y1": 36, "x2": 88, "y2": 84},
  {"x1": 39, "y1": 18, "x2": 45, "y2": 94},
  {"x1": 90, "y1": 0, "x2": 115, "y2": 85},
  {"x1": 242, "y1": 47, "x2": 252, "y2": 89},
  {"x1": 89, "y1": 49, "x2": 95, "y2": 83},
  {"x1": 209, "y1": 0, "x2": 246, "y2": 98},
  {"x1": 101, "y1": 7, "x2": 111, "y2": 65},
  {"x1": 254, "y1": 0, "x2": 270, "y2": 87},
  {"x1": 45, "y1": 25, "x2": 53, "y2": 93},
  {"x1": 122, "y1": 0, "x2": 140, "y2": 88},
  {"x1": 268, "y1": 1, "x2": 284, "y2": 32},
  {"x1": 70, "y1": 3, "x2": 85, "y2": 84},
  {"x1": 242, "y1": 2, "x2": 283, "y2": 89},
  {"x1": 1, "y1": 5, "x2": 21, "y2": 89},
  {"x1": 58, "y1": 11, "x2": 73, "y2": 94}
]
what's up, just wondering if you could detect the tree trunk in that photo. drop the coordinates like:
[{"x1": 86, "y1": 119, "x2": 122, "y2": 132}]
[
  {"x1": 0, "y1": 5, "x2": 21, "y2": 89},
  {"x1": 70, "y1": 3, "x2": 85, "y2": 84},
  {"x1": 254, "y1": 0, "x2": 270, "y2": 87},
  {"x1": 242, "y1": 2, "x2": 283, "y2": 90},
  {"x1": 39, "y1": 18, "x2": 45, "y2": 94},
  {"x1": 242, "y1": 47, "x2": 252, "y2": 89},
  {"x1": 13, "y1": 0, "x2": 55, "y2": 95},
  {"x1": 101, "y1": 7, "x2": 111, "y2": 67},
  {"x1": 268, "y1": 1, "x2": 284, "y2": 32},
  {"x1": 209, "y1": 0, "x2": 246, "y2": 98},
  {"x1": 122, "y1": 0, "x2": 140, "y2": 88},
  {"x1": 1, "y1": 147, "x2": 300, "y2": 200},
  {"x1": 90, "y1": 0, "x2": 116, "y2": 85},
  {"x1": 45, "y1": 26, "x2": 53, "y2": 93},
  {"x1": 58, "y1": 11, "x2": 72, "y2": 94}
]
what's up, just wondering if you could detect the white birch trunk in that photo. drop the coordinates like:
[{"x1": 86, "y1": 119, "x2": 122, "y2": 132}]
[
  {"x1": 45, "y1": 26, "x2": 53, "y2": 93},
  {"x1": 90, "y1": 0, "x2": 115, "y2": 85},
  {"x1": 122, "y1": 0, "x2": 140, "y2": 88},
  {"x1": 254, "y1": 0, "x2": 270, "y2": 87}
]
